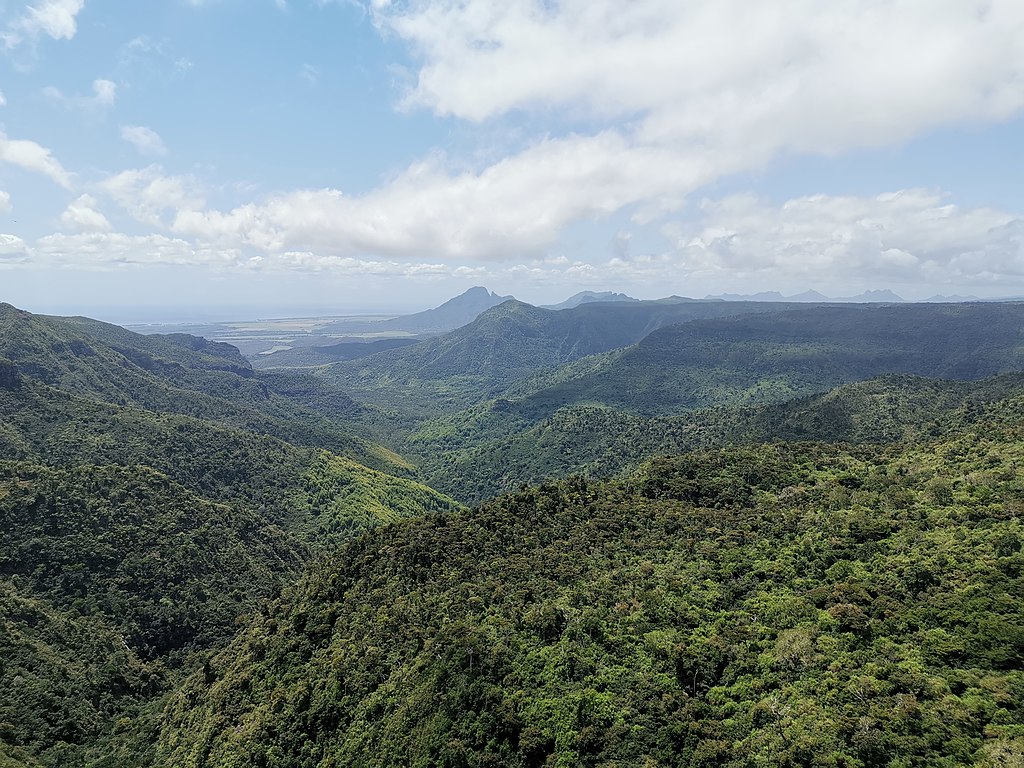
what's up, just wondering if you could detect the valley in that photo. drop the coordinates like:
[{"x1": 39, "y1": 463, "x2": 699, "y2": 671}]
[{"x1": 1, "y1": 293, "x2": 1023, "y2": 766}]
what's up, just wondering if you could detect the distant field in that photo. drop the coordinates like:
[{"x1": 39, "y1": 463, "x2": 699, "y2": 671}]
[{"x1": 125, "y1": 314, "x2": 412, "y2": 355}]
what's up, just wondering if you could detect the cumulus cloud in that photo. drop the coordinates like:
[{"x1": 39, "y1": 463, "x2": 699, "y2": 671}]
[
  {"x1": 33, "y1": 232, "x2": 204, "y2": 266},
  {"x1": 11, "y1": 0, "x2": 1024, "y2": 298},
  {"x1": 43, "y1": 78, "x2": 117, "y2": 109},
  {"x1": 98, "y1": 165, "x2": 204, "y2": 227},
  {"x1": 60, "y1": 194, "x2": 111, "y2": 232},
  {"x1": 378, "y1": 0, "x2": 1024, "y2": 140},
  {"x1": 340, "y1": 1, "x2": 1012, "y2": 262},
  {"x1": 171, "y1": 133, "x2": 717, "y2": 259},
  {"x1": 161, "y1": 0, "x2": 1024, "y2": 267},
  {"x1": 120, "y1": 125, "x2": 167, "y2": 156},
  {"x1": 14, "y1": 187, "x2": 1024, "y2": 298},
  {"x1": 3, "y1": 0, "x2": 85, "y2": 48},
  {"x1": 0, "y1": 131, "x2": 72, "y2": 188},
  {"x1": 0, "y1": 233, "x2": 30, "y2": 262},
  {"x1": 665, "y1": 190, "x2": 1024, "y2": 289},
  {"x1": 0, "y1": 191, "x2": 10, "y2": 212},
  {"x1": 22, "y1": 229, "x2": 493, "y2": 277}
]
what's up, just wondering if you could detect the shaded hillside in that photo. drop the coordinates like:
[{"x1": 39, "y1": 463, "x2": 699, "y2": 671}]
[
  {"x1": 0, "y1": 304, "x2": 399, "y2": 471},
  {"x1": 0, "y1": 461, "x2": 305, "y2": 768},
  {"x1": 413, "y1": 372, "x2": 1024, "y2": 503},
  {"x1": 0, "y1": 462, "x2": 307, "y2": 663},
  {"x1": 157, "y1": 421, "x2": 1024, "y2": 767},
  {"x1": 0, "y1": 305, "x2": 464, "y2": 768},
  {"x1": 0, "y1": 579, "x2": 156, "y2": 768},
  {"x1": 323, "y1": 298, "x2": 810, "y2": 413},
  {"x1": 511, "y1": 303, "x2": 1024, "y2": 418}
]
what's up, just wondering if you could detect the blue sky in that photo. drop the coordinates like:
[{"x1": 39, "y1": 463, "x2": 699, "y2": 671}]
[{"x1": 1, "y1": 0, "x2": 1023, "y2": 321}]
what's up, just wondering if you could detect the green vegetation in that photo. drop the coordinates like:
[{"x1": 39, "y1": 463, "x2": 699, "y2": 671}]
[
  {"x1": 5, "y1": 299, "x2": 1024, "y2": 766},
  {"x1": 157, "y1": 414, "x2": 1024, "y2": 767},
  {"x1": 412, "y1": 373, "x2": 1024, "y2": 503},
  {"x1": 507, "y1": 303, "x2": 1024, "y2": 417},
  {"x1": 320, "y1": 298, "x2": 804, "y2": 414},
  {"x1": 0, "y1": 304, "x2": 462, "y2": 767}
]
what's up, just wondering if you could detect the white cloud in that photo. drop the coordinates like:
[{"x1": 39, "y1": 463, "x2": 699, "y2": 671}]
[
  {"x1": 3, "y1": 0, "x2": 85, "y2": 47},
  {"x1": 0, "y1": 191, "x2": 10, "y2": 212},
  {"x1": 9, "y1": 188, "x2": 1024, "y2": 299},
  {"x1": 260, "y1": 0, "x2": 1019, "y2": 265},
  {"x1": 99, "y1": 166, "x2": 204, "y2": 227},
  {"x1": 0, "y1": 233, "x2": 30, "y2": 262},
  {"x1": 161, "y1": 0, "x2": 1024, "y2": 269},
  {"x1": 0, "y1": 131, "x2": 72, "y2": 188},
  {"x1": 21, "y1": 229, "x2": 490, "y2": 277},
  {"x1": 92, "y1": 78, "x2": 116, "y2": 104},
  {"x1": 172, "y1": 133, "x2": 714, "y2": 259},
  {"x1": 43, "y1": 78, "x2": 117, "y2": 109},
  {"x1": 60, "y1": 194, "x2": 111, "y2": 232},
  {"x1": 120, "y1": 125, "x2": 167, "y2": 156},
  {"x1": 33, "y1": 232, "x2": 206, "y2": 267},
  {"x1": 0, "y1": 91, "x2": 6, "y2": 106},
  {"x1": 378, "y1": 0, "x2": 1024, "y2": 137},
  {"x1": 664, "y1": 189, "x2": 1024, "y2": 289}
]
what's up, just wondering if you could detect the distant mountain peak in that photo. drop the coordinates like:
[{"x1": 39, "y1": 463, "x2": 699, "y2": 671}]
[
  {"x1": 789, "y1": 289, "x2": 829, "y2": 302},
  {"x1": 372, "y1": 287, "x2": 515, "y2": 334},
  {"x1": 852, "y1": 289, "x2": 904, "y2": 303},
  {"x1": 461, "y1": 286, "x2": 499, "y2": 299},
  {"x1": 543, "y1": 291, "x2": 639, "y2": 310},
  {"x1": 923, "y1": 294, "x2": 979, "y2": 303}
]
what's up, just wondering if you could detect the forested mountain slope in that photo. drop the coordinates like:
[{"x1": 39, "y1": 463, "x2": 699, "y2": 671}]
[
  {"x1": 0, "y1": 305, "x2": 463, "y2": 767},
  {"x1": 5, "y1": 301, "x2": 1024, "y2": 766},
  {"x1": 412, "y1": 372, "x2": 1024, "y2": 503},
  {"x1": 0, "y1": 304, "x2": 377, "y2": 462},
  {"x1": 507, "y1": 302, "x2": 1024, "y2": 417},
  {"x1": 321, "y1": 298, "x2": 811, "y2": 412},
  {"x1": 157, "y1": 412, "x2": 1024, "y2": 767}
]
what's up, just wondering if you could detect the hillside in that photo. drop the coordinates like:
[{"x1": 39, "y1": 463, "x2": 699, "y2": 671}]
[
  {"x1": 0, "y1": 305, "x2": 463, "y2": 767},
  {"x1": 0, "y1": 460, "x2": 306, "y2": 768},
  {"x1": 321, "y1": 298, "x2": 811, "y2": 414},
  {"x1": 5, "y1": 300, "x2": 1024, "y2": 766},
  {"x1": 156, "y1": 417, "x2": 1024, "y2": 767},
  {"x1": 411, "y1": 372, "x2": 1024, "y2": 503},
  {"x1": 509, "y1": 302, "x2": 1024, "y2": 418}
]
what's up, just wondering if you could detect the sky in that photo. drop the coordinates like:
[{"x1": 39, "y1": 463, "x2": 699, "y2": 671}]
[{"x1": 0, "y1": 0, "x2": 1023, "y2": 321}]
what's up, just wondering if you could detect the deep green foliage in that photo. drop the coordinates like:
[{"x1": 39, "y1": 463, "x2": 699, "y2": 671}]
[
  {"x1": 6, "y1": 300, "x2": 1024, "y2": 767},
  {"x1": 0, "y1": 304, "x2": 463, "y2": 767},
  {"x1": 0, "y1": 461, "x2": 307, "y2": 661},
  {"x1": 0, "y1": 303, "x2": 398, "y2": 470},
  {"x1": 0, "y1": 460, "x2": 303, "y2": 768},
  {"x1": 158, "y1": 421, "x2": 1024, "y2": 767},
  {"x1": 320, "y1": 299, "x2": 808, "y2": 414},
  {"x1": 414, "y1": 373, "x2": 1024, "y2": 503},
  {"x1": 510, "y1": 303, "x2": 1024, "y2": 417}
]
